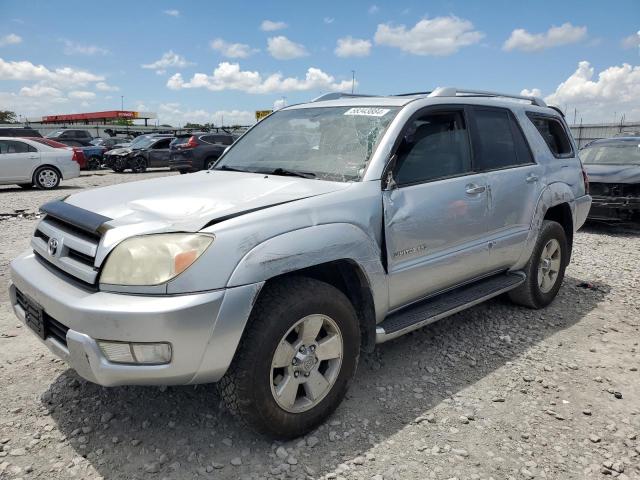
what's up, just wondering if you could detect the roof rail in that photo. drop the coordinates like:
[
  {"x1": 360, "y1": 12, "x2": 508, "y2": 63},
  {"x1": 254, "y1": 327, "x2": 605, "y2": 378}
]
[
  {"x1": 427, "y1": 87, "x2": 547, "y2": 107},
  {"x1": 312, "y1": 92, "x2": 375, "y2": 102}
]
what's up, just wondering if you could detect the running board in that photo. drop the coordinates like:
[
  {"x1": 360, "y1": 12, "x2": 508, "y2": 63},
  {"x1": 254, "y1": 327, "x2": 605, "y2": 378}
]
[{"x1": 376, "y1": 272, "x2": 525, "y2": 343}]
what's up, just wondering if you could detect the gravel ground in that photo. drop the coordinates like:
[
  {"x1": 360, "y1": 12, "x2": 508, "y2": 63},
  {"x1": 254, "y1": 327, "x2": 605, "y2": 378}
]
[{"x1": 0, "y1": 172, "x2": 638, "y2": 480}]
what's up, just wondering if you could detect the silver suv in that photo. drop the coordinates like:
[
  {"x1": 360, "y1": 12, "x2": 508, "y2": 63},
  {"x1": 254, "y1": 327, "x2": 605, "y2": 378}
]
[{"x1": 9, "y1": 88, "x2": 591, "y2": 438}]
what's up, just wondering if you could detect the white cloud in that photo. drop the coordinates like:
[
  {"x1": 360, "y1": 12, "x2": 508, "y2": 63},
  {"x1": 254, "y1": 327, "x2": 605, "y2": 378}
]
[
  {"x1": 68, "y1": 90, "x2": 96, "y2": 100},
  {"x1": 0, "y1": 57, "x2": 104, "y2": 86},
  {"x1": 0, "y1": 33, "x2": 22, "y2": 47},
  {"x1": 368, "y1": 5, "x2": 379, "y2": 14},
  {"x1": 19, "y1": 84, "x2": 63, "y2": 98},
  {"x1": 210, "y1": 38, "x2": 257, "y2": 58},
  {"x1": 622, "y1": 31, "x2": 640, "y2": 49},
  {"x1": 324, "y1": 17, "x2": 335, "y2": 25},
  {"x1": 62, "y1": 39, "x2": 109, "y2": 56},
  {"x1": 261, "y1": 20, "x2": 287, "y2": 32},
  {"x1": 142, "y1": 50, "x2": 195, "y2": 74},
  {"x1": 335, "y1": 36, "x2": 372, "y2": 57},
  {"x1": 267, "y1": 36, "x2": 308, "y2": 60},
  {"x1": 519, "y1": 88, "x2": 542, "y2": 98},
  {"x1": 158, "y1": 102, "x2": 255, "y2": 126},
  {"x1": 95, "y1": 81, "x2": 119, "y2": 91},
  {"x1": 163, "y1": 9, "x2": 180, "y2": 17},
  {"x1": 523, "y1": 61, "x2": 640, "y2": 122},
  {"x1": 374, "y1": 16, "x2": 484, "y2": 56},
  {"x1": 273, "y1": 98, "x2": 287, "y2": 110},
  {"x1": 166, "y1": 62, "x2": 353, "y2": 94},
  {"x1": 503, "y1": 23, "x2": 587, "y2": 52}
]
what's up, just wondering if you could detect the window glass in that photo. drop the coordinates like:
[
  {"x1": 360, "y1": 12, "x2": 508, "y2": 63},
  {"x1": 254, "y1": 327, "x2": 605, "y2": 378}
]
[
  {"x1": 528, "y1": 116, "x2": 573, "y2": 157},
  {"x1": 473, "y1": 109, "x2": 532, "y2": 170},
  {"x1": 3, "y1": 140, "x2": 31, "y2": 153},
  {"x1": 395, "y1": 111, "x2": 472, "y2": 185},
  {"x1": 154, "y1": 139, "x2": 172, "y2": 149},
  {"x1": 581, "y1": 143, "x2": 640, "y2": 165},
  {"x1": 0, "y1": 141, "x2": 9, "y2": 154}
]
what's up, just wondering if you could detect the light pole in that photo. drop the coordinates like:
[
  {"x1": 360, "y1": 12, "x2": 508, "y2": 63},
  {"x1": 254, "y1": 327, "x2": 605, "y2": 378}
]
[
  {"x1": 121, "y1": 96, "x2": 124, "y2": 111},
  {"x1": 351, "y1": 70, "x2": 355, "y2": 94}
]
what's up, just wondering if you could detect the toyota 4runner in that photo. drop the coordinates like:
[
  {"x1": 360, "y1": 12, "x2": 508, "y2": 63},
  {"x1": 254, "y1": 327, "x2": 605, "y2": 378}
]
[{"x1": 9, "y1": 87, "x2": 591, "y2": 438}]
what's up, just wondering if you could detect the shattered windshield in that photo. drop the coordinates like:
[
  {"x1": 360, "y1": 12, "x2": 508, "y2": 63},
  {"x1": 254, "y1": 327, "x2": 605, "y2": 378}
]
[
  {"x1": 581, "y1": 143, "x2": 640, "y2": 165},
  {"x1": 214, "y1": 106, "x2": 399, "y2": 181}
]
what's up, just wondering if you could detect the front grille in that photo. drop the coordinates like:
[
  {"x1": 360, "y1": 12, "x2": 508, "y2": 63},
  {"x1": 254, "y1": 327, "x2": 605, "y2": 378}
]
[
  {"x1": 46, "y1": 316, "x2": 69, "y2": 347},
  {"x1": 31, "y1": 216, "x2": 101, "y2": 285}
]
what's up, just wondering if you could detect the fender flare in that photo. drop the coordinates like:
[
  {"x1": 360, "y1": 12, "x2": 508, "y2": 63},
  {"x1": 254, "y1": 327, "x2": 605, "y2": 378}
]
[
  {"x1": 227, "y1": 222, "x2": 388, "y2": 322},
  {"x1": 514, "y1": 182, "x2": 575, "y2": 269}
]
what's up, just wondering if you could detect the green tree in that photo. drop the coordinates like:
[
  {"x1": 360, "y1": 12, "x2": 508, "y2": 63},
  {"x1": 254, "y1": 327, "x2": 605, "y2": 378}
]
[{"x1": 0, "y1": 110, "x2": 17, "y2": 123}]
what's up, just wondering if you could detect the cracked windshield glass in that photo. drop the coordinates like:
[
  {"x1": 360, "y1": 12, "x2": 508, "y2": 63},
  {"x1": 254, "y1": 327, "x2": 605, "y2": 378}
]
[{"x1": 215, "y1": 106, "x2": 399, "y2": 181}]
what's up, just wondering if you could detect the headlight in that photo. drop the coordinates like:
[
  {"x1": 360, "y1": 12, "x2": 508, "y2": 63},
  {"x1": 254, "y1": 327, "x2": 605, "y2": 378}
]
[{"x1": 100, "y1": 233, "x2": 213, "y2": 286}]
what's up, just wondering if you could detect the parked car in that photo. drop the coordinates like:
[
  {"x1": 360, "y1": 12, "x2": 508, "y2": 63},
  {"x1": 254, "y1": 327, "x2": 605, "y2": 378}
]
[
  {"x1": 0, "y1": 137, "x2": 80, "y2": 189},
  {"x1": 0, "y1": 127, "x2": 42, "y2": 138},
  {"x1": 169, "y1": 132, "x2": 236, "y2": 173},
  {"x1": 45, "y1": 129, "x2": 94, "y2": 146},
  {"x1": 91, "y1": 136, "x2": 133, "y2": 151},
  {"x1": 103, "y1": 135, "x2": 174, "y2": 173},
  {"x1": 9, "y1": 88, "x2": 591, "y2": 438},
  {"x1": 580, "y1": 136, "x2": 640, "y2": 221},
  {"x1": 27, "y1": 137, "x2": 105, "y2": 170}
]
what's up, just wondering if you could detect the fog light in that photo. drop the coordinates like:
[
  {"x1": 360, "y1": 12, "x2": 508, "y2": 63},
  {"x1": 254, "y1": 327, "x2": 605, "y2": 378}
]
[{"x1": 98, "y1": 341, "x2": 172, "y2": 365}]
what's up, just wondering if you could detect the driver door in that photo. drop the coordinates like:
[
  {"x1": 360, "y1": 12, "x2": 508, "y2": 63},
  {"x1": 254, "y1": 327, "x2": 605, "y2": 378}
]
[{"x1": 383, "y1": 106, "x2": 491, "y2": 309}]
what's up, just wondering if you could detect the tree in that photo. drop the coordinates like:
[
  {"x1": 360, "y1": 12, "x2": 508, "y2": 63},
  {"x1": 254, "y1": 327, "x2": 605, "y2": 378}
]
[{"x1": 0, "y1": 110, "x2": 17, "y2": 123}]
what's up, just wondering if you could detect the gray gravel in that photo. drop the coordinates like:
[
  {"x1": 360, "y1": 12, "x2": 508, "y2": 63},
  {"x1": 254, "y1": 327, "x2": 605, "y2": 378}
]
[{"x1": 0, "y1": 171, "x2": 639, "y2": 480}]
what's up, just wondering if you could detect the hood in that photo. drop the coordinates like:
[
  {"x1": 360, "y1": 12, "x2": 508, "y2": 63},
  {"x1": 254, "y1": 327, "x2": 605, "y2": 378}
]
[
  {"x1": 106, "y1": 146, "x2": 132, "y2": 155},
  {"x1": 64, "y1": 170, "x2": 352, "y2": 232},
  {"x1": 584, "y1": 163, "x2": 640, "y2": 184}
]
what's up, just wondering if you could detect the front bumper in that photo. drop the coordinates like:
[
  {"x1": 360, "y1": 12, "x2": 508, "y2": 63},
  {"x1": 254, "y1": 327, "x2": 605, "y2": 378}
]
[
  {"x1": 9, "y1": 251, "x2": 262, "y2": 386},
  {"x1": 588, "y1": 195, "x2": 640, "y2": 220}
]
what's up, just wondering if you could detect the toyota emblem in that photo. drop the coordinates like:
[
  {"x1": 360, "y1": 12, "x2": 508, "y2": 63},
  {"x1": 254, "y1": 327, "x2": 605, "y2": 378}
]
[{"x1": 47, "y1": 237, "x2": 59, "y2": 256}]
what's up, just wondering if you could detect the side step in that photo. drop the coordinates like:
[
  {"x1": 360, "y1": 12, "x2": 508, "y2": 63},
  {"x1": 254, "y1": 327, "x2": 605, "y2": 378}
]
[{"x1": 376, "y1": 272, "x2": 525, "y2": 343}]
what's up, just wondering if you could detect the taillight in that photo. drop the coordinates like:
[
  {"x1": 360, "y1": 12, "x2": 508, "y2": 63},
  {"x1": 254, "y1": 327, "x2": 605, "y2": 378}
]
[
  {"x1": 582, "y1": 166, "x2": 589, "y2": 195},
  {"x1": 71, "y1": 149, "x2": 84, "y2": 164},
  {"x1": 181, "y1": 136, "x2": 198, "y2": 149}
]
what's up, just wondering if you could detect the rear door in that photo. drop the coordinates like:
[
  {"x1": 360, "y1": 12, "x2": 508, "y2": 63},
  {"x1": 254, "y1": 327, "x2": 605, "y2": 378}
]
[
  {"x1": 468, "y1": 107, "x2": 541, "y2": 271},
  {"x1": 148, "y1": 138, "x2": 173, "y2": 167},
  {"x1": 383, "y1": 106, "x2": 491, "y2": 309},
  {"x1": 0, "y1": 140, "x2": 40, "y2": 182}
]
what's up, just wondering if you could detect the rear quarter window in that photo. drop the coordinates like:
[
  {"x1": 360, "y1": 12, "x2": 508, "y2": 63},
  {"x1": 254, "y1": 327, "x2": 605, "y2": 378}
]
[{"x1": 527, "y1": 114, "x2": 573, "y2": 158}]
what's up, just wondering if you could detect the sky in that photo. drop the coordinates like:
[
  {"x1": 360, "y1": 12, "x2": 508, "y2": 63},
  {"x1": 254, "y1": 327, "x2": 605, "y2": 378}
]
[{"x1": 0, "y1": 0, "x2": 639, "y2": 126}]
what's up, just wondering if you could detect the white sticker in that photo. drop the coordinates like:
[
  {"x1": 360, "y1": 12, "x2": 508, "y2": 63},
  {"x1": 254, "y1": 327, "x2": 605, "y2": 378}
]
[{"x1": 344, "y1": 107, "x2": 390, "y2": 117}]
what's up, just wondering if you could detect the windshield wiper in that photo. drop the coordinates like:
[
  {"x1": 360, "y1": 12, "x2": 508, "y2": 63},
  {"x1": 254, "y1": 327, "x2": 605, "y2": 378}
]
[
  {"x1": 215, "y1": 165, "x2": 255, "y2": 173},
  {"x1": 269, "y1": 168, "x2": 316, "y2": 179}
]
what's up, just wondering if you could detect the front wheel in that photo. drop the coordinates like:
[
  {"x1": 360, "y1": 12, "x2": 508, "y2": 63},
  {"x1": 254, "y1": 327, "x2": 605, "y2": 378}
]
[
  {"x1": 87, "y1": 156, "x2": 101, "y2": 170},
  {"x1": 130, "y1": 156, "x2": 147, "y2": 173},
  {"x1": 219, "y1": 277, "x2": 360, "y2": 438},
  {"x1": 509, "y1": 220, "x2": 568, "y2": 309},
  {"x1": 206, "y1": 158, "x2": 217, "y2": 170}
]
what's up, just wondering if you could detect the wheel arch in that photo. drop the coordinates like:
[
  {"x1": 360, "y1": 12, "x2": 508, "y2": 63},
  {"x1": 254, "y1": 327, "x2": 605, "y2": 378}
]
[
  {"x1": 227, "y1": 223, "x2": 388, "y2": 352},
  {"x1": 32, "y1": 164, "x2": 63, "y2": 182}
]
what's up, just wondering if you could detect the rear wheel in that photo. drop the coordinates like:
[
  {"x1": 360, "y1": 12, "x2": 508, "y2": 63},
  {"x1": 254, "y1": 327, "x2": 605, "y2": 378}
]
[
  {"x1": 33, "y1": 166, "x2": 60, "y2": 189},
  {"x1": 130, "y1": 156, "x2": 147, "y2": 173},
  {"x1": 179, "y1": 170, "x2": 189, "y2": 175},
  {"x1": 220, "y1": 277, "x2": 360, "y2": 438},
  {"x1": 87, "y1": 156, "x2": 101, "y2": 170},
  {"x1": 509, "y1": 220, "x2": 568, "y2": 309},
  {"x1": 206, "y1": 158, "x2": 217, "y2": 170}
]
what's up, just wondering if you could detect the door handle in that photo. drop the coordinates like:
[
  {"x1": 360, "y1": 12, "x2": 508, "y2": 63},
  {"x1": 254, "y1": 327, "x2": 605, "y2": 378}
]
[
  {"x1": 465, "y1": 184, "x2": 486, "y2": 194},
  {"x1": 526, "y1": 174, "x2": 539, "y2": 183},
  {"x1": 29, "y1": 155, "x2": 38, "y2": 159}
]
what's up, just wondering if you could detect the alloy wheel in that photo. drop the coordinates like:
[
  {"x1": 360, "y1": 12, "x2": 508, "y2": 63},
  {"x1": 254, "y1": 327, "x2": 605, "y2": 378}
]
[{"x1": 538, "y1": 238, "x2": 561, "y2": 293}]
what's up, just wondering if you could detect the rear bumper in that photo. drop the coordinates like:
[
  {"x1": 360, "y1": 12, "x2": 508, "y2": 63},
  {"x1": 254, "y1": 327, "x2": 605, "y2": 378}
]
[
  {"x1": 60, "y1": 161, "x2": 80, "y2": 180},
  {"x1": 9, "y1": 251, "x2": 262, "y2": 386}
]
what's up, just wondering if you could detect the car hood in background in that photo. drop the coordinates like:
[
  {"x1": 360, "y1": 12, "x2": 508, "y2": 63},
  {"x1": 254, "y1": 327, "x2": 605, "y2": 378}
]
[
  {"x1": 64, "y1": 170, "x2": 352, "y2": 232},
  {"x1": 106, "y1": 147, "x2": 133, "y2": 155},
  {"x1": 584, "y1": 164, "x2": 640, "y2": 184}
]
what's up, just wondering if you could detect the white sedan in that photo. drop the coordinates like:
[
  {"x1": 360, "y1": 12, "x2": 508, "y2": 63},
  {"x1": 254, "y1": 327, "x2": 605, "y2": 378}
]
[{"x1": 0, "y1": 137, "x2": 80, "y2": 189}]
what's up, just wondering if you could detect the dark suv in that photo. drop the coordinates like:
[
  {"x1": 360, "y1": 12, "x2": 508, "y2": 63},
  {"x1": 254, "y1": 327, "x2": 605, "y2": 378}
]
[
  {"x1": 169, "y1": 133, "x2": 235, "y2": 173},
  {"x1": 46, "y1": 129, "x2": 94, "y2": 147},
  {"x1": 0, "y1": 127, "x2": 42, "y2": 138}
]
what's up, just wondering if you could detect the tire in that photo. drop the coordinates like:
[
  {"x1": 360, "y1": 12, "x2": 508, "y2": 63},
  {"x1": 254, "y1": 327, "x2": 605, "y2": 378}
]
[
  {"x1": 111, "y1": 157, "x2": 126, "y2": 173},
  {"x1": 179, "y1": 170, "x2": 189, "y2": 175},
  {"x1": 205, "y1": 158, "x2": 217, "y2": 170},
  {"x1": 130, "y1": 156, "x2": 147, "y2": 173},
  {"x1": 219, "y1": 276, "x2": 360, "y2": 438},
  {"x1": 33, "y1": 166, "x2": 60, "y2": 190},
  {"x1": 508, "y1": 220, "x2": 568, "y2": 309},
  {"x1": 18, "y1": 183, "x2": 34, "y2": 189},
  {"x1": 87, "y1": 156, "x2": 101, "y2": 170}
]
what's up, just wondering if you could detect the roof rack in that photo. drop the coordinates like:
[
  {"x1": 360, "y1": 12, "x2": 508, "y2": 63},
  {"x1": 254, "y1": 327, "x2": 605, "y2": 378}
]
[
  {"x1": 427, "y1": 87, "x2": 547, "y2": 107},
  {"x1": 312, "y1": 92, "x2": 375, "y2": 102}
]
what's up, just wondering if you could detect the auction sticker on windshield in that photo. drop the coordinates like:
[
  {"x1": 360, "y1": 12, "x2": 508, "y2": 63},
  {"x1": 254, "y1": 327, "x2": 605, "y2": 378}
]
[{"x1": 344, "y1": 107, "x2": 391, "y2": 117}]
